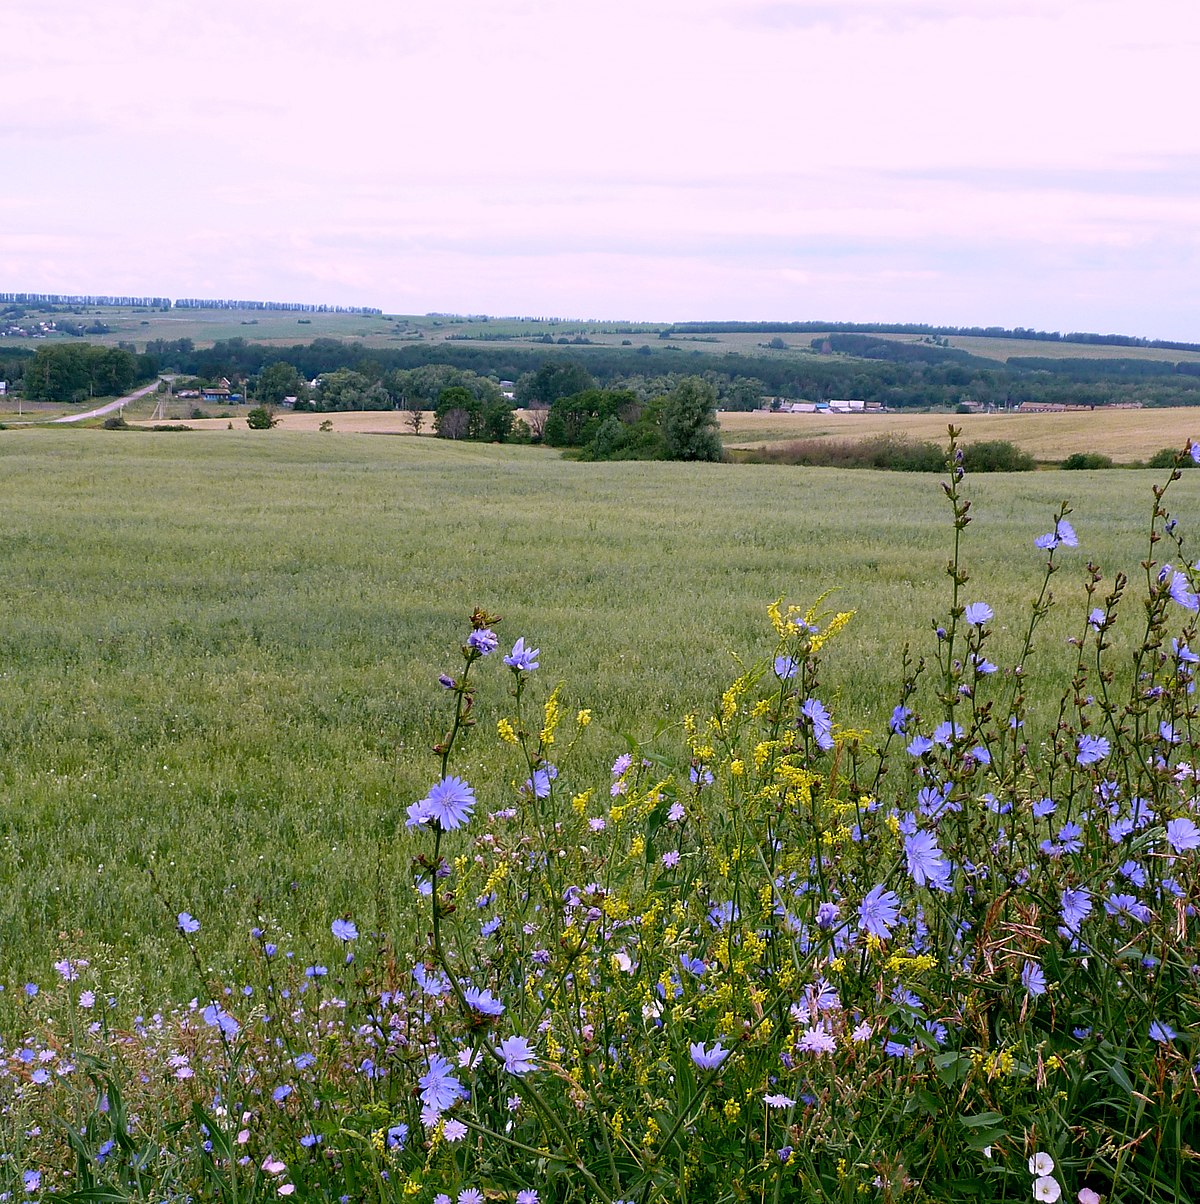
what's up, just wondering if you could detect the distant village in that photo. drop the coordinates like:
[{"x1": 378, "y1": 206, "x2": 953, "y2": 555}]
[{"x1": 763, "y1": 397, "x2": 1143, "y2": 414}]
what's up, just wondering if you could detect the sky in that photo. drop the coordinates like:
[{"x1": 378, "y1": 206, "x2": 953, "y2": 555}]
[{"x1": 4, "y1": 0, "x2": 1200, "y2": 339}]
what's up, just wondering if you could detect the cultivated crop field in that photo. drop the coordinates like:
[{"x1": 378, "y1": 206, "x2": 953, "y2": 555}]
[
  {"x1": 0, "y1": 429, "x2": 1188, "y2": 988},
  {"x1": 719, "y1": 406, "x2": 1200, "y2": 462}
]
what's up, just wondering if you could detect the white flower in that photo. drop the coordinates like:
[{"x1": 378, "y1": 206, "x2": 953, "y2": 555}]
[
  {"x1": 1033, "y1": 1176, "x2": 1062, "y2": 1203},
  {"x1": 1029, "y1": 1152, "x2": 1055, "y2": 1177}
]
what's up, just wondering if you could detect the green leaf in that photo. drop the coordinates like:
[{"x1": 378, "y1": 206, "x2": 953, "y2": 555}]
[{"x1": 959, "y1": 1111, "x2": 1005, "y2": 1128}]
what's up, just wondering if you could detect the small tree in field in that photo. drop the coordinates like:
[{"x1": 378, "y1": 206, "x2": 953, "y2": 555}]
[
  {"x1": 246, "y1": 405, "x2": 277, "y2": 430},
  {"x1": 663, "y1": 376, "x2": 723, "y2": 461}
]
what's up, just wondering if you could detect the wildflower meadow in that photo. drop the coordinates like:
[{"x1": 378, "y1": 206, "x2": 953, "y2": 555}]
[{"x1": 3, "y1": 430, "x2": 1200, "y2": 1202}]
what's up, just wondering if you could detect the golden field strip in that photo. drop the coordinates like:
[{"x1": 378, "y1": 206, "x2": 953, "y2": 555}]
[{"x1": 128, "y1": 404, "x2": 1200, "y2": 464}]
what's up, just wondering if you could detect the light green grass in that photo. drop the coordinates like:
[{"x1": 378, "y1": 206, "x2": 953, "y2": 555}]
[{"x1": 0, "y1": 430, "x2": 1190, "y2": 995}]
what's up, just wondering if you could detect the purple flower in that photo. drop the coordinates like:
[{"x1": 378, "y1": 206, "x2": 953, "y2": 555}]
[
  {"x1": 801, "y1": 697, "x2": 834, "y2": 750},
  {"x1": 524, "y1": 765, "x2": 557, "y2": 799},
  {"x1": 1169, "y1": 571, "x2": 1199, "y2": 611},
  {"x1": 904, "y1": 831, "x2": 950, "y2": 890},
  {"x1": 1056, "y1": 519, "x2": 1078, "y2": 547},
  {"x1": 408, "y1": 775, "x2": 476, "y2": 831},
  {"x1": 1060, "y1": 887, "x2": 1092, "y2": 934},
  {"x1": 516, "y1": 1192, "x2": 540, "y2": 1204},
  {"x1": 23, "y1": 1170, "x2": 40, "y2": 1193},
  {"x1": 1088, "y1": 608, "x2": 1108, "y2": 630},
  {"x1": 463, "y1": 986, "x2": 505, "y2": 1016},
  {"x1": 1021, "y1": 960, "x2": 1047, "y2": 997},
  {"x1": 1104, "y1": 893, "x2": 1151, "y2": 924},
  {"x1": 467, "y1": 628, "x2": 498, "y2": 656},
  {"x1": 503, "y1": 637, "x2": 540, "y2": 671},
  {"x1": 1149, "y1": 1019, "x2": 1177, "y2": 1043},
  {"x1": 963, "y1": 602, "x2": 993, "y2": 626},
  {"x1": 907, "y1": 735, "x2": 934, "y2": 757},
  {"x1": 419, "y1": 1054, "x2": 466, "y2": 1114},
  {"x1": 177, "y1": 912, "x2": 200, "y2": 934},
  {"x1": 1076, "y1": 734, "x2": 1110, "y2": 765},
  {"x1": 689, "y1": 1041, "x2": 730, "y2": 1070},
  {"x1": 458, "y1": 1190, "x2": 484, "y2": 1204},
  {"x1": 1165, "y1": 817, "x2": 1200, "y2": 853},
  {"x1": 774, "y1": 655, "x2": 798, "y2": 679},
  {"x1": 889, "y1": 705, "x2": 911, "y2": 734},
  {"x1": 1055, "y1": 821, "x2": 1083, "y2": 854},
  {"x1": 331, "y1": 918, "x2": 357, "y2": 942},
  {"x1": 386, "y1": 1124, "x2": 408, "y2": 1149},
  {"x1": 498, "y1": 1035, "x2": 538, "y2": 1076},
  {"x1": 858, "y1": 884, "x2": 901, "y2": 940},
  {"x1": 202, "y1": 1003, "x2": 240, "y2": 1038},
  {"x1": 273, "y1": 1084, "x2": 293, "y2": 1103}
]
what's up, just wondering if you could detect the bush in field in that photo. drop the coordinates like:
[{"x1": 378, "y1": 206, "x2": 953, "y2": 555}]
[
  {"x1": 747, "y1": 434, "x2": 946, "y2": 471},
  {"x1": 1149, "y1": 447, "x2": 1195, "y2": 469},
  {"x1": 245, "y1": 405, "x2": 277, "y2": 430},
  {"x1": 5, "y1": 434, "x2": 1200, "y2": 1203},
  {"x1": 1062, "y1": 452, "x2": 1116, "y2": 469},
  {"x1": 961, "y1": 439, "x2": 1035, "y2": 472}
]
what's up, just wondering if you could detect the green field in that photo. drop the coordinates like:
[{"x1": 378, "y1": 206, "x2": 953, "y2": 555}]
[
  {"x1": 0, "y1": 430, "x2": 1191, "y2": 994},
  {"x1": 10, "y1": 304, "x2": 1200, "y2": 367}
]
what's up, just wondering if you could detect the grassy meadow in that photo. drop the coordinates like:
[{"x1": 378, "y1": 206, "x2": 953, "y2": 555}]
[{"x1": 0, "y1": 428, "x2": 1194, "y2": 998}]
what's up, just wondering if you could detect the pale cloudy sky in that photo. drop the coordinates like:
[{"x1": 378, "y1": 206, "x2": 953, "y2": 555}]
[{"x1": 4, "y1": 0, "x2": 1199, "y2": 338}]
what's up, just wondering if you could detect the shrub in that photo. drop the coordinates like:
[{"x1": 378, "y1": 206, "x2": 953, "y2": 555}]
[
  {"x1": 747, "y1": 434, "x2": 945, "y2": 471},
  {"x1": 1062, "y1": 451, "x2": 1115, "y2": 469},
  {"x1": 245, "y1": 405, "x2": 277, "y2": 430},
  {"x1": 961, "y1": 438, "x2": 1035, "y2": 471},
  {"x1": 101, "y1": 411, "x2": 128, "y2": 429},
  {"x1": 1148, "y1": 447, "x2": 1195, "y2": 469}
]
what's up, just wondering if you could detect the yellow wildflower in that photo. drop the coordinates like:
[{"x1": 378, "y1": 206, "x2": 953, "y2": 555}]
[
  {"x1": 576, "y1": 708, "x2": 592, "y2": 728},
  {"x1": 540, "y1": 684, "x2": 563, "y2": 746},
  {"x1": 497, "y1": 718, "x2": 519, "y2": 745}
]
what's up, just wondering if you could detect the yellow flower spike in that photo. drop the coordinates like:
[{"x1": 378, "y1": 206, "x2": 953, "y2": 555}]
[
  {"x1": 576, "y1": 708, "x2": 591, "y2": 728},
  {"x1": 403, "y1": 1179, "x2": 422, "y2": 1196},
  {"x1": 497, "y1": 718, "x2": 519, "y2": 745},
  {"x1": 729, "y1": 758, "x2": 744, "y2": 777},
  {"x1": 485, "y1": 861, "x2": 510, "y2": 893},
  {"x1": 751, "y1": 698, "x2": 771, "y2": 719},
  {"x1": 810, "y1": 609, "x2": 855, "y2": 653},
  {"x1": 768, "y1": 597, "x2": 788, "y2": 638},
  {"x1": 885, "y1": 813, "x2": 901, "y2": 836},
  {"x1": 571, "y1": 790, "x2": 591, "y2": 815},
  {"x1": 539, "y1": 684, "x2": 563, "y2": 746},
  {"x1": 723, "y1": 1099, "x2": 741, "y2": 1123},
  {"x1": 683, "y1": 713, "x2": 697, "y2": 735}
]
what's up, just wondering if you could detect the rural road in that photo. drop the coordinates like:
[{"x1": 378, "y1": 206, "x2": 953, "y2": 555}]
[{"x1": 50, "y1": 378, "x2": 163, "y2": 423}]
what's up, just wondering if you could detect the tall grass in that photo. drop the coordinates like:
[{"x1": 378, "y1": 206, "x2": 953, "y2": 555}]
[{"x1": 0, "y1": 429, "x2": 1193, "y2": 994}]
